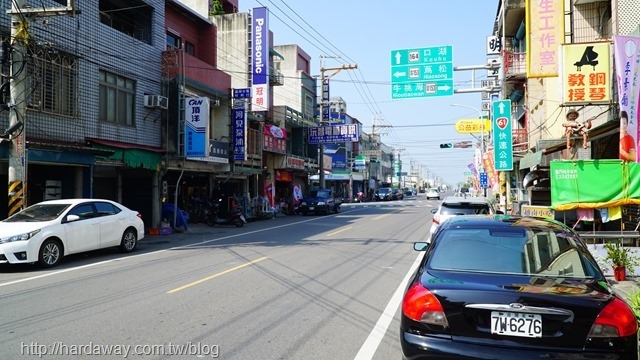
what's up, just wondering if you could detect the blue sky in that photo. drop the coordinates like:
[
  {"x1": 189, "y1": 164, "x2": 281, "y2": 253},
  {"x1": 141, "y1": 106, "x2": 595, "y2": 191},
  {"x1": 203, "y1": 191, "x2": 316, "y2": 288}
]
[{"x1": 239, "y1": 0, "x2": 499, "y2": 186}]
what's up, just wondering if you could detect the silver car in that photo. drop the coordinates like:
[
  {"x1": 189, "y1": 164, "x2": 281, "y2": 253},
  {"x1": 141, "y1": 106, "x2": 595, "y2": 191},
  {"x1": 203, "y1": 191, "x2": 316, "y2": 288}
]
[{"x1": 429, "y1": 195, "x2": 501, "y2": 238}]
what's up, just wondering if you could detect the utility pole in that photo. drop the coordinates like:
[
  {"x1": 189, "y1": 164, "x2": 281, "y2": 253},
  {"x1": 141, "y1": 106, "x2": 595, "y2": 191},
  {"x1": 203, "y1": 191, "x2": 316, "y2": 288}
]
[
  {"x1": 5, "y1": 0, "x2": 77, "y2": 215},
  {"x1": 318, "y1": 61, "x2": 357, "y2": 189}
]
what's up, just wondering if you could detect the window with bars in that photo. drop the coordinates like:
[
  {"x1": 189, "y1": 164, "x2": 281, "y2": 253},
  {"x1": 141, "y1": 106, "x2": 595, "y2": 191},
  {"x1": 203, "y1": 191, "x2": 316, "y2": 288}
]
[
  {"x1": 28, "y1": 52, "x2": 78, "y2": 117},
  {"x1": 99, "y1": 70, "x2": 136, "y2": 126}
]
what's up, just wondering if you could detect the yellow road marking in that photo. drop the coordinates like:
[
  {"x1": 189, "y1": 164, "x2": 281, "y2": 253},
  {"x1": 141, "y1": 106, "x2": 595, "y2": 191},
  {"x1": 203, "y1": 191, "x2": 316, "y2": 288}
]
[
  {"x1": 166, "y1": 256, "x2": 268, "y2": 294},
  {"x1": 326, "y1": 226, "x2": 352, "y2": 237},
  {"x1": 372, "y1": 214, "x2": 390, "y2": 221}
]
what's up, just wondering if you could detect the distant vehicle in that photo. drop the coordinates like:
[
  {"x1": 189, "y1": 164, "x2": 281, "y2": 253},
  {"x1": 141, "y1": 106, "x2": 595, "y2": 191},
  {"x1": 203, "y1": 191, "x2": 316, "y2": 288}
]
[
  {"x1": 430, "y1": 196, "x2": 501, "y2": 237},
  {"x1": 392, "y1": 188, "x2": 404, "y2": 200},
  {"x1": 426, "y1": 188, "x2": 440, "y2": 200},
  {"x1": 402, "y1": 215, "x2": 638, "y2": 359},
  {"x1": 0, "y1": 198, "x2": 144, "y2": 267},
  {"x1": 299, "y1": 189, "x2": 341, "y2": 215},
  {"x1": 375, "y1": 187, "x2": 393, "y2": 201}
]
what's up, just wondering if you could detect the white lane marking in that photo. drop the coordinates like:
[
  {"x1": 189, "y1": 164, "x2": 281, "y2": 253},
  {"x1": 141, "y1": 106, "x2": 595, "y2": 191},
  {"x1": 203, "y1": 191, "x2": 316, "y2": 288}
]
[
  {"x1": 0, "y1": 209, "x2": 360, "y2": 288},
  {"x1": 353, "y1": 251, "x2": 424, "y2": 360}
]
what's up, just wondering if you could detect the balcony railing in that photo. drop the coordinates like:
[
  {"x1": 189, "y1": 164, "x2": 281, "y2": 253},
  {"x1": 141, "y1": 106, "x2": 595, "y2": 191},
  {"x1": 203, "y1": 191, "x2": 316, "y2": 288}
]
[
  {"x1": 269, "y1": 67, "x2": 284, "y2": 86},
  {"x1": 162, "y1": 49, "x2": 231, "y2": 92},
  {"x1": 513, "y1": 128, "x2": 528, "y2": 151},
  {"x1": 504, "y1": 51, "x2": 526, "y2": 79}
]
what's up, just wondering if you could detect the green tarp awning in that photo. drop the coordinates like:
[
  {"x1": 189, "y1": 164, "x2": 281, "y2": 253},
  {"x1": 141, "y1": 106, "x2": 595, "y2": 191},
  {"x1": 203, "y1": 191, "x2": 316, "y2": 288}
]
[{"x1": 551, "y1": 159, "x2": 640, "y2": 210}]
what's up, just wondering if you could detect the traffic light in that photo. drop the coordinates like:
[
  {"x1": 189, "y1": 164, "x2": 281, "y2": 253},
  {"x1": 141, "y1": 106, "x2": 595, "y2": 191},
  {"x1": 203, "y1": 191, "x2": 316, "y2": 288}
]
[{"x1": 439, "y1": 143, "x2": 452, "y2": 148}]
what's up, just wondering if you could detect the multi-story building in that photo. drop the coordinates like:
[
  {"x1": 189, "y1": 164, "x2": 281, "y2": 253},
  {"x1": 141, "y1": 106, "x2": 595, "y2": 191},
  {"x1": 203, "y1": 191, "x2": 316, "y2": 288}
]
[
  {"x1": 0, "y1": 0, "x2": 170, "y2": 226},
  {"x1": 271, "y1": 44, "x2": 319, "y2": 205},
  {"x1": 161, "y1": 0, "x2": 234, "y2": 224},
  {"x1": 494, "y1": 0, "x2": 640, "y2": 230}
]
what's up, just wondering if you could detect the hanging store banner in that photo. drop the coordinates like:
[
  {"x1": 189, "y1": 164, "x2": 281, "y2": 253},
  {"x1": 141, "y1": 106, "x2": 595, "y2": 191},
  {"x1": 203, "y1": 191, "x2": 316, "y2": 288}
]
[
  {"x1": 233, "y1": 102, "x2": 247, "y2": 161},
  {"x1": 308, "y1": 124, "x2": 359, "y2": 144},
  {"x1": 275, "y1": 170, "x2": 293, "y2": 182},
  {"x1": 262, "y1": 124, "x2": 286, "y2": 154},
  {"x1": 481, "y1": 150, "x2": 499, "y2": 189},
  {"x1": 560, "y1": 42, "x2": 611, "y2": 105},
  {"x1": 251, "y1": 7, "x2": 269, "y2": 112},
  {"x1": 526, "y1": 0, "x2": 564, "y2": 77},
  {"x1": 185, "y1": 97, "x2": 209, "y2": 158},
  {"x1": 549, "y1": 160, "x2": 640, "y2": 210},
  {"x1": 614, "y1": 35, "x2": 640, "y2": 162}
]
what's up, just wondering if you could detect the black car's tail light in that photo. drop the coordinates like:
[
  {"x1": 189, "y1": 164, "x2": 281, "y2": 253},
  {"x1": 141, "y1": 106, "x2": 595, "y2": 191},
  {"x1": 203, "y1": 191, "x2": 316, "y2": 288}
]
[
  {"x1": 402, "y1": 283, "x2": 448, "y2": 327},
  {"x1": 588, "y1": 297, "x2": 637, "y2": 337}
]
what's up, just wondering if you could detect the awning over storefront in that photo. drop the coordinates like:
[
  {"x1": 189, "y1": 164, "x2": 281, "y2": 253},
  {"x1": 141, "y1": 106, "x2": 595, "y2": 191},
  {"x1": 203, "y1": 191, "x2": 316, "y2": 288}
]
[
  {"x1": 520, "y1": 151, "x2": 543, "y2": 169},
  {"x1": 87, "y1": 138, "x2": 163, "y2": 171}
]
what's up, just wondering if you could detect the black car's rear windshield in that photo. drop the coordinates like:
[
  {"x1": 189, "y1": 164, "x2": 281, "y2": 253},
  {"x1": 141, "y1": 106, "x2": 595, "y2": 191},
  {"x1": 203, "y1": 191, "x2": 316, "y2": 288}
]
[
  {"x1": 310, "y1": 190, "x2": 330, "y2": 198},
  {"x1": 429, "y1": 228, "x2": 600, "y2": 278},
  {"x1": 440, "y1": 203, "x2": 491, "y2": 215}
]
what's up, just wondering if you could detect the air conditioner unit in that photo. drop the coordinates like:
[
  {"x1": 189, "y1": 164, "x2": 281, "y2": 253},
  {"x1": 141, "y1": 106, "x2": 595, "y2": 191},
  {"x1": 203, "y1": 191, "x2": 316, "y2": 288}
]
[{"x1": 144, "y1": 95, "x2": 168, "y2": 110}]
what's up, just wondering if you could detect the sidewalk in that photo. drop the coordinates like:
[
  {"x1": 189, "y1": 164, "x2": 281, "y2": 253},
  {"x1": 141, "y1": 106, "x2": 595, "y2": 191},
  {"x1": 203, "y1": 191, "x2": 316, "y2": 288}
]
[{"x1": 610, "y1": 277, "x2": 640, "y2": 307}]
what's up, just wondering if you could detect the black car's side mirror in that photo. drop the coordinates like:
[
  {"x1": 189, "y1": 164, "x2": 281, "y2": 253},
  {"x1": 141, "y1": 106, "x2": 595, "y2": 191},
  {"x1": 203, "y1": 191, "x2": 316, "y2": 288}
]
[{"x1": 414, "y1": 242, "x2": 429, "y2": 251}]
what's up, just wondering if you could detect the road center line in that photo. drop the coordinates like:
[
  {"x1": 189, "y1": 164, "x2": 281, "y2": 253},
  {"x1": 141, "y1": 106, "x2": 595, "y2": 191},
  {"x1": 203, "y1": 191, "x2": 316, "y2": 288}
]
[
  {"x1": 0, "y1": 208, "x2": 360, "y2": 288},
  {"x1": 166, "y1": 256, "x2": 268, "y2": 294},
  {"x1": 353, "y1": 251, "x2": 424, "y2": 360},
  {"x1": 326, "y1": 226, "x2": 352, "y2": 237},
  {"x1": 371, "y1": 213, "x2": 389, "y2": 221}
]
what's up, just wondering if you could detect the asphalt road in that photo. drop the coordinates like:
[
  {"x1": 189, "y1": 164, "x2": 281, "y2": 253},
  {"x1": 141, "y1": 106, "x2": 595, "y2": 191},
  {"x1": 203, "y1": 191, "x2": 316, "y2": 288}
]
[{"x1": 0, "y1": 194, "x2": 442, "y2": 360}]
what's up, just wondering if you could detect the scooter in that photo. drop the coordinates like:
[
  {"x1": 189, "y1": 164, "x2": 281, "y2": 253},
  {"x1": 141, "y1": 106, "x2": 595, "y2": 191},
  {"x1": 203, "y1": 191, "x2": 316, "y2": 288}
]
[{"x1": 206, "y1": 202, "x2": 246, "y2": 227}]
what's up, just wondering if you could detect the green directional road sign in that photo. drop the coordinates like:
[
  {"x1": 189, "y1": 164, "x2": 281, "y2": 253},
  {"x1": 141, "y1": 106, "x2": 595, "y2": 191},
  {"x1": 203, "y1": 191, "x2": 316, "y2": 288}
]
[
  {"x1": 492, "y1": 99, "x2": 513, "y2": 171},
  {"x1": 391, "y1": 63, "x2": 453, "y2": 82},
  {"x1": 390, "y1": 45, "x2": 454, "y2": 99}
]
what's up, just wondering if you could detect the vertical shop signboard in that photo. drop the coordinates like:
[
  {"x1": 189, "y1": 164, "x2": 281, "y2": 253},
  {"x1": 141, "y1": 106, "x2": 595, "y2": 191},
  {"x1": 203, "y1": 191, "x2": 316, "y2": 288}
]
[
  {"x1": 251, "y1": 7, "x2": 269, "y2": 111},
  {"x1": 185, "y1": 97, "x2": 209, "y2": 158},
  {"x1": 233, "y1": 101, "x2": 247, "y2": 161}
]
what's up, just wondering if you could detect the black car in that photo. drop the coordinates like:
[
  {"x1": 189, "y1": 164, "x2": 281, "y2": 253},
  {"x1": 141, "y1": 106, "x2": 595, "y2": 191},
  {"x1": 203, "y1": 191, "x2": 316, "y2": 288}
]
[
  {"x1": 401, "y1": 215, "x2": 638, "y2": 359},
  {"x1": 374, "y1": 187, "x2": 392, "y2": 201},
  {"x1": 392, "y1": 188, "x2": 404, "y2": 200}
]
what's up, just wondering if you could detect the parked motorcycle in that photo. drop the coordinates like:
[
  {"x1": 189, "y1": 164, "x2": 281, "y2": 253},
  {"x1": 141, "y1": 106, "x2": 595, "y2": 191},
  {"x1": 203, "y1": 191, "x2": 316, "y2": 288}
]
[{"x1": 206, "y1": 201, "x2": 246, "y2": 227}]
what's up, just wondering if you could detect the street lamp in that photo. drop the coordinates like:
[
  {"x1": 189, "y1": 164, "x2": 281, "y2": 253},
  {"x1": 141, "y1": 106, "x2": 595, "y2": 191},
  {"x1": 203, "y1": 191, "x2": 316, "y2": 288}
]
[{"x1": 451, "y1": 103, "x2": 487, "y2": 196}]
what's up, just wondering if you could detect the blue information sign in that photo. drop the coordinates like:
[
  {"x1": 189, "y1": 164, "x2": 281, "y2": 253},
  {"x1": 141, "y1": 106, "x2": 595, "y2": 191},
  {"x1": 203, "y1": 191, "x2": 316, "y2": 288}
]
[
  {"x1": 309, "y1": 125, "x2": 359, "y2": 144},
  {"x1": 479, "y1": 172, "x2": 488, "y2": 188},
  {"x1": 233, "y1": 88, "x2": 251, "y2": 99},
  {"x1": 390, "y1": 46, "x2": 454, "y2": 99},
  {"x1": 492, "y1": 100, "x2": 513, "y2": 171}
]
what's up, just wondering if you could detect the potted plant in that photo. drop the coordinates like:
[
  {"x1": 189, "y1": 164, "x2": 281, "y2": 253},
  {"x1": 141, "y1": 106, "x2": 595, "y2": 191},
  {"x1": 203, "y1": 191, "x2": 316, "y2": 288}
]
[{"x1": 604, "y1": 242, "x2": 640, "y2": 281}]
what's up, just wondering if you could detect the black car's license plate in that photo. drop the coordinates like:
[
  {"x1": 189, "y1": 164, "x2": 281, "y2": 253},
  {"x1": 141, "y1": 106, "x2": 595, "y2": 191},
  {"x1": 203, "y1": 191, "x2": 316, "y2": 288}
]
[{"x1": 490, "y1": 311, "x2": 542, "y2": 338}]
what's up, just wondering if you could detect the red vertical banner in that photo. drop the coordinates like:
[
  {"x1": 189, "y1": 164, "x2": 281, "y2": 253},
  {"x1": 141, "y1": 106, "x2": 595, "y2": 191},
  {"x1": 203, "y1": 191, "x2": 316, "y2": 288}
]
[
  {"x1": 264, "y1": 182, "x2": 274, "y2": 207},
  {"x1": 482, "y1": 150, "x2": 499, "y2": 189}
]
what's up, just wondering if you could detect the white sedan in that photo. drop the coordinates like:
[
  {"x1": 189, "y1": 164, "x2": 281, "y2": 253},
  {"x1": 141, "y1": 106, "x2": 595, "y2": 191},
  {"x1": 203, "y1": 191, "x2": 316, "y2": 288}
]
[
  {"x1": 426, "y1": 188, "x2": 440, "y2": 200},
  {"x1": 0, "y1": 198, "x2": 145, "y2": 267}
]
